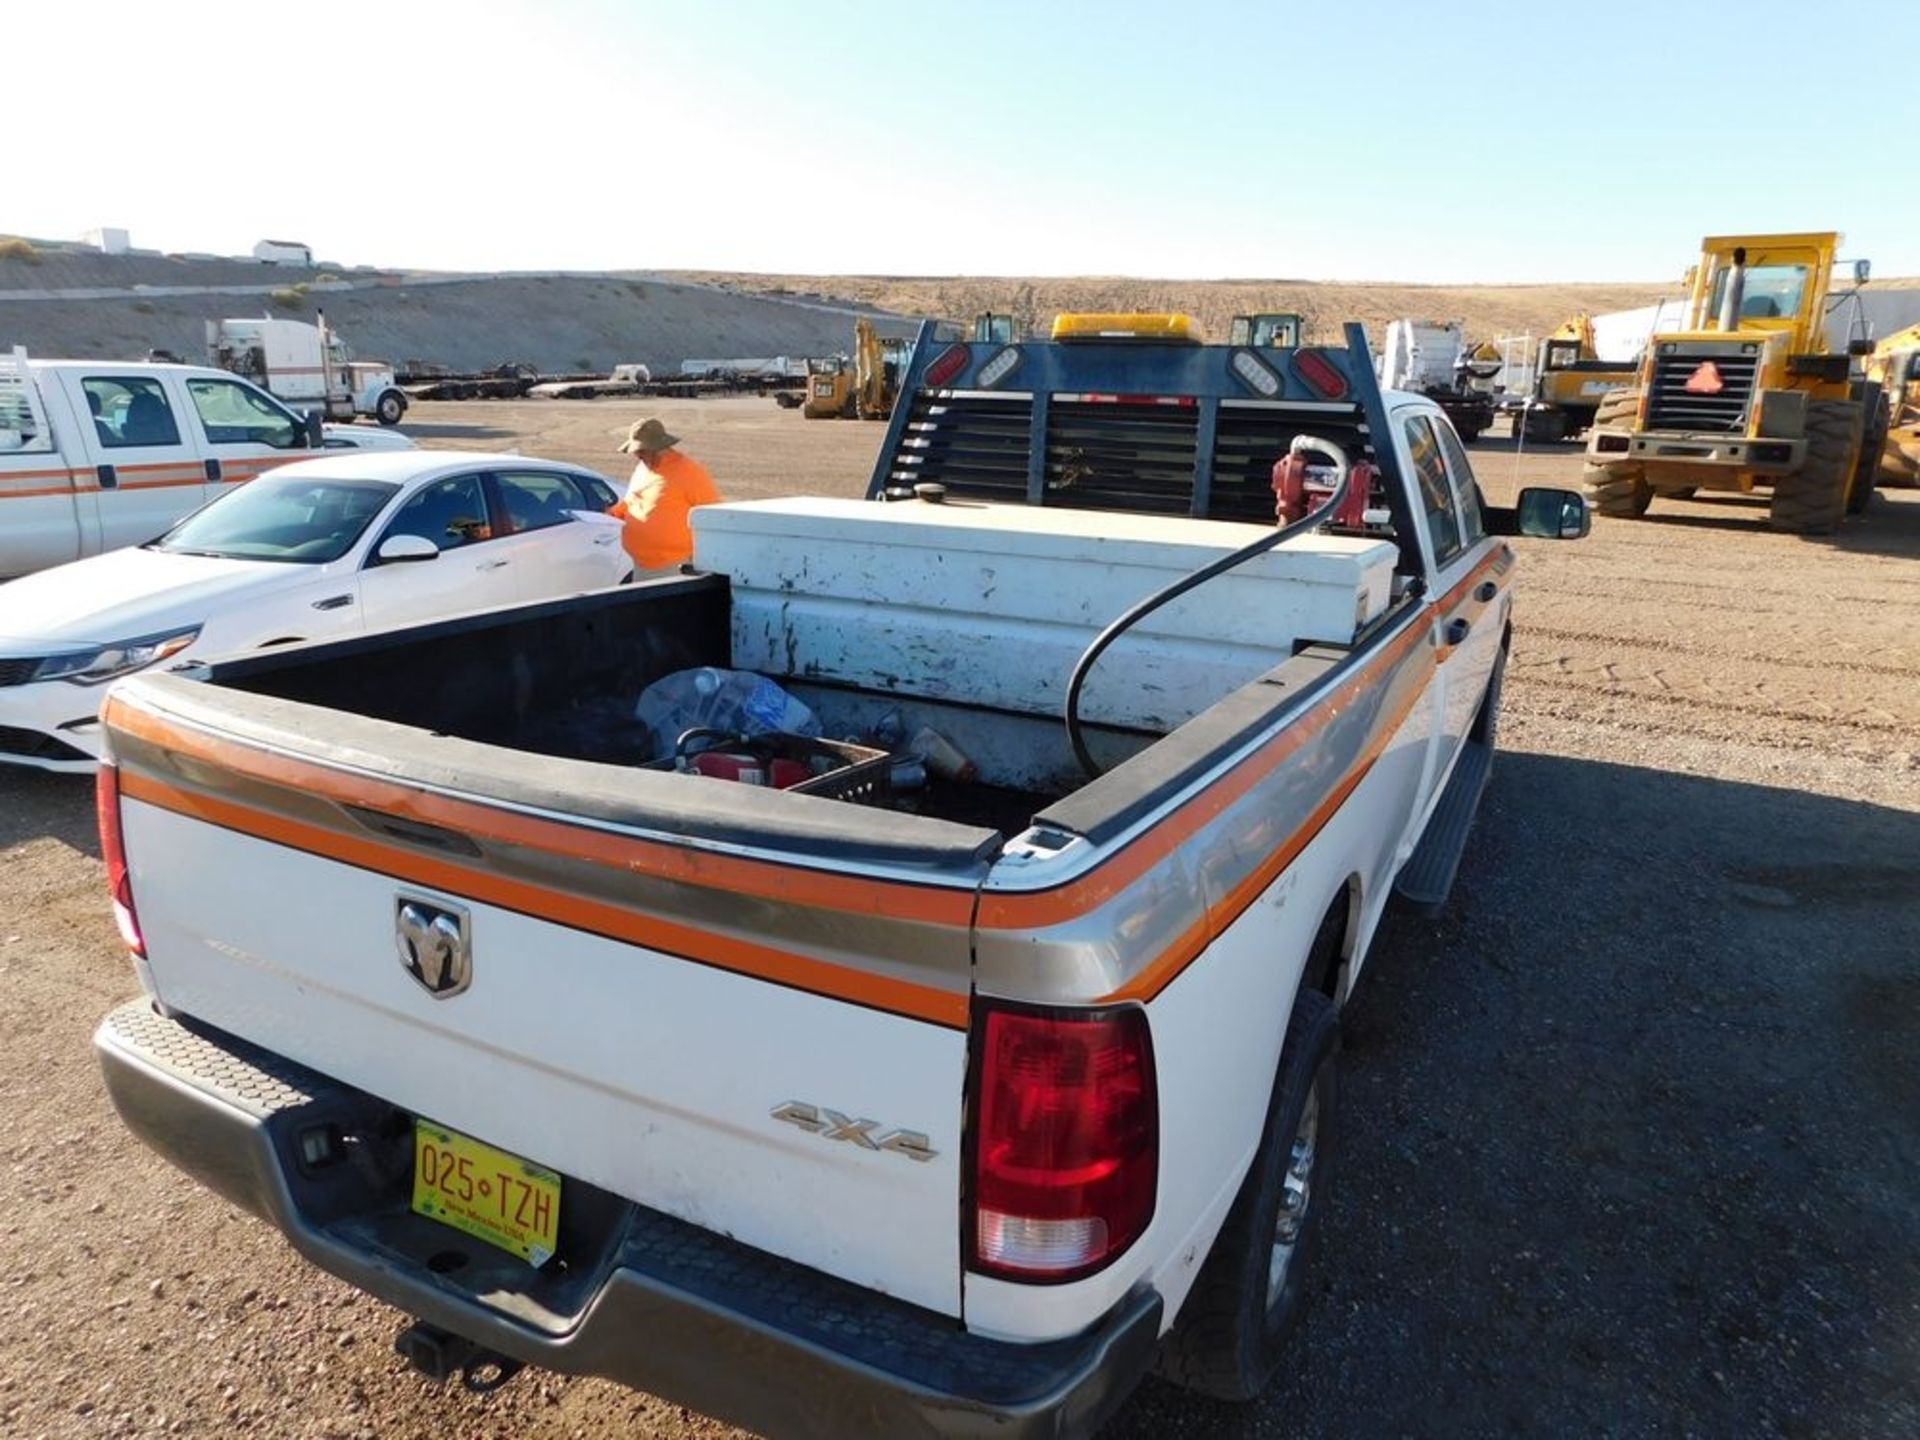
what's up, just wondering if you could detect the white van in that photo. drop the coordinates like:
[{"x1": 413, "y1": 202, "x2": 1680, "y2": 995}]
[{"x1": 0, "y1": 348, "x2": 326, "y2": 579}]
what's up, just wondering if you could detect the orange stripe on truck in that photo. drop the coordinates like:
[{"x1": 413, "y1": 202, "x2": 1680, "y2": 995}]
[{"x1": 118, "y1": 768, "x2": 972, "y2": 1030}]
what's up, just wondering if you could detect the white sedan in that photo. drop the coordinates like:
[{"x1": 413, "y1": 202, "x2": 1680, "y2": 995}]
[{"x1": 0, "y1": 451, "x2": 630, "y2": 771}]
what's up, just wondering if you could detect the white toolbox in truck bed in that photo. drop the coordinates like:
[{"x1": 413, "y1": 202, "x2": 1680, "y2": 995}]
[{"x1": 694, "y1": 496, "x2": 1397, "y2": 732}]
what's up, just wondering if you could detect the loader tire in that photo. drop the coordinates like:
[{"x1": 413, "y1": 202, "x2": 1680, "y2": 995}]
[
  {"x1": 1769, "y1": 400, "x2": 1859, "y2": 535},
  {"x1": 1592, "y1": 385, "x2": 1642, "y2": 431},
  {"x1": 1582, "y1": 461, "x2": 1652, "y2": 517},
  {"x1": 1846, "y1": 383, "x2": 1887, "y2": 515},
  {"x1": 1159, "y1": 978, "x2": 1341, "y2": 1403}
]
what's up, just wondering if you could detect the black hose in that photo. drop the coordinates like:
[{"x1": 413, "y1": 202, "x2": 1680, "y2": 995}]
[{"x1": 1064, "y1": 434, "x2": 1356, "y2": 779}]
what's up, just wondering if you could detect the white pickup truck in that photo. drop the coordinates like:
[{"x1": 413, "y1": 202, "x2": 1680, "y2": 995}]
[
  {"x1": 92, "y1": 319, "x2": 1587, "y2": 1438},
  {"x1": 0, "y1": 349, "x2": 327, "y2": 578}
]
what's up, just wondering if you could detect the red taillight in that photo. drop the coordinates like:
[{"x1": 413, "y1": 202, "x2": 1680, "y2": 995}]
[
  {"x1": 923, "y1": 343, "x2": 971, "y2": 389},
  {"x1": 95, "y1": 764, "x2": 144, "y2": 957},
  {"x1": 967, "y1": 1003, "x2": 1157, "y2": 1282},
  {"x1": 1290, "y1": 347, "x2": 1350, "y2": 400}
]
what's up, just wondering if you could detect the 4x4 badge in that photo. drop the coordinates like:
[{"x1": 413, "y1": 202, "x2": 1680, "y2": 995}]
[
  {"x1": 771, "y1": 1100, "x2": 936, "y2": 1162},
  {"x1": 396, "y1": 897, "x2": 471, "y2": 998}
]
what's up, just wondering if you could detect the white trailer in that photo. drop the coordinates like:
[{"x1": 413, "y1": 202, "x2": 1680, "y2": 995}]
[{"x1": 207, "y1": 314, "x2": 407, "y2": 426}]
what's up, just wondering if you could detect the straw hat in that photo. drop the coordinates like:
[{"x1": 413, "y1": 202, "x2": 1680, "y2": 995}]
[{"x1": 617, "y1": 417, "x2": 680, "y2": 454}]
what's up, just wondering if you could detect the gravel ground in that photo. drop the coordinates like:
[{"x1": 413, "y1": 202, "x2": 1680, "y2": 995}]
[{"x1": 1, "y1": 402, "x2": 1915, "y2": 1437}]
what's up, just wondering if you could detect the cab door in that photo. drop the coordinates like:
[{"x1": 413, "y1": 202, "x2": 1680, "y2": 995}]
[
  {"x1": 61, "y1": 372, "x2": 208, "y2": 555},
  {"x1": 1433, "y1": 419, "x2": 1507, "y2": 734},
  {"x1": 1399, "y1": 410, "x2": 1485, "y2": 798},
  {"x1": 356, "y1": 470, "x2": 526, "y2": 632},
  {"x1": 176, "y1": 373, "x2": 312, "y2": 500}
]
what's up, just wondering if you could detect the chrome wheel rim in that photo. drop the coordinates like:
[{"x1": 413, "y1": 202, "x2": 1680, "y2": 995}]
[{"x1": 1267, "y1": 1081, "x2": 1320, "y2": 1307}]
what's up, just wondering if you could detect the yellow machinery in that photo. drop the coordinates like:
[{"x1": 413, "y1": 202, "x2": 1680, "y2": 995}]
[
  {"x1": 1583, "y1": 232, "x2": 1880, "y2": 532},
  {"x1": 802, "y1": 318, "x2": 914, "y2": 421},
  {"x1": 1519, "y1": 315, "x2": 1637, "y2": 441},
  {"x1": 1866, "y1": 322, "x2": 1920, "y2": 486}
]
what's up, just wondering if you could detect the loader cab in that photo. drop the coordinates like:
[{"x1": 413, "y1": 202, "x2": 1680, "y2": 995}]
[
  {"x1": 1229, "y1": 313, "x2": 1304, "y2": 348},
  {"x1": 1685, "y1": 233, "x2": 1839, "y2": 355}
]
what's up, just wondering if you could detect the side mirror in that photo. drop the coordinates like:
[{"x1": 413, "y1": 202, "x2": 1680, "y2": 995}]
[
  {"x1": 303, "y1": 411, "x2": 324, "y2": 449},
  {"x1": 375, "y1": 533, "x2": 439, "y2": 564},
  {"x1": 1515, "y1": 486, "x2": 1589, "y2": 539},
  {"x1": 1854, "y1": 258, "x2": 1871, "y2": 285}
]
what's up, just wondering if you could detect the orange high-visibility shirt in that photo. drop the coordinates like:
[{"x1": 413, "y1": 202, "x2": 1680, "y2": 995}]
[{"x1": 608, "y1": 449, "x2": 720, "y2": 570}]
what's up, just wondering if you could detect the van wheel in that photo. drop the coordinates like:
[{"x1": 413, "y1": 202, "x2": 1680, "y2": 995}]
[
  {"x1": 1158, "y1": 988, "x2": 1340, "y2": 1402},
  {"x1": 376, "y1": 391, "x2": 406, "y2": 426}
]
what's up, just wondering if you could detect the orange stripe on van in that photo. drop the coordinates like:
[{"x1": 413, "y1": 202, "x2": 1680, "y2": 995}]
[
  {"x1": 104, "y1": 697, "x2": 978, "y2": 928},
  {"x1": 118, "y1": 768, "x2": 971, "y2": 1030}
]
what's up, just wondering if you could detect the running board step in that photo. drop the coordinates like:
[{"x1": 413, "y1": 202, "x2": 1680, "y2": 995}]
[{"x1": 1393, "y1": 739, "x2": 1493, "y2": 914}]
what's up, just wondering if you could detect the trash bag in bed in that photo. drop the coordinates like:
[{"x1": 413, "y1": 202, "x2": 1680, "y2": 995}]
[{"x1": 635, "y1": 667, "x2": 821, "y2": 760}]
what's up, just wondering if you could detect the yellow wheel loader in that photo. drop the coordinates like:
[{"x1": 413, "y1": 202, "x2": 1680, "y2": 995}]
[
  {"x1": 1582, "y1": 233, "x2": 1879, "y2": 533},
  {"x1": 1866, "y1": 322, "x2": 1920, "y2": 487}
]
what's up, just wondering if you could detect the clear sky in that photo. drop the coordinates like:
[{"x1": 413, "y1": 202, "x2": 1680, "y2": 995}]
[{"x1": 14, "y1": 0, "x2": 1917, "y2": 282}]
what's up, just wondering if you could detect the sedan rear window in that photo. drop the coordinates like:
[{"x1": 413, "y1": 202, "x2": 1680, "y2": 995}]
[{"x1": 151, "y1": 477, "x2": 400, "y2": 563}]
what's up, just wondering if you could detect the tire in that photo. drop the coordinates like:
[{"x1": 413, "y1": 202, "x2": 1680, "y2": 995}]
[
  {"x1": 1846, "y1": 383, "x2": 1886, "y2": 516},
  {"x1": 1669, "y1": 486, "x2": 1697, "y2": 500},
  {"x1": 1769, "y1": 400, "x2": 1860, "y2": 535},
  {"x1": 1581, "y1": 388, "x2": 1653, "y2": 517},
  {"x1": 1158, "y1": 985, "x2": 1341, "y2": 1402},
  {"x1": 1582, "y1": 461, "x2": 1652, "y2": 517},
  {"x1": 375, "y1": 390, "x2": 406, "y2": 426}
]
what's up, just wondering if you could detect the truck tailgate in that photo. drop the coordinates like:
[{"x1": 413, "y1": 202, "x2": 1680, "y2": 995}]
[{"x1": 106, "y1": 682, "x2": 993, "y2": 1317}]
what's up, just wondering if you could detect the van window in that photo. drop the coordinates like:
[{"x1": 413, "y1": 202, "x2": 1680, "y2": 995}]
[
  {"x1": 83, "y1": 376, "x2": 182, "y2": 448},
  {"x1": 1403, "y1": 415, "x2": 1462, "y2": 565},
  {"x1": 185, "y1": 378, "x2": 301, "y2": 449}
]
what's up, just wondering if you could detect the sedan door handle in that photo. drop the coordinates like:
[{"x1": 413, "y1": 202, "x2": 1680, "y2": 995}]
[
  {"x1": 476, "y1": 559, "x2": 511, "y2": 571},
  {"x1": 311, "y1": 594, "x2": 353, "y2": 611},
  {"x1": 1446, "y1": 617, "x2": 1472, "y2": 647},
  {"x1": 1475, "y1": 581, "x2": 1497, "y2": 603}
]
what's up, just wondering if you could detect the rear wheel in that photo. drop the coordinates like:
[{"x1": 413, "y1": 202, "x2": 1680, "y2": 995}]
[
  {"x1": 1846, "y1": 383, "x2": 1887, "y2": 516},
  {"x1": 1769, "y1": 400, "x2": 1860, "y2": 534},
  {"x1": 1159, "y1": 984, "x2": 1341, "y2": 1402}
]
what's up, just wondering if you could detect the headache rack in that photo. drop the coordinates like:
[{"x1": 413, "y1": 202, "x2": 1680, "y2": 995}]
[
  {"x1": 867, "y1": 321, "x2": 1414, "y2": 543},
  {"x1": 0, "y1": 346, "x2": 54, "y2": 452}
]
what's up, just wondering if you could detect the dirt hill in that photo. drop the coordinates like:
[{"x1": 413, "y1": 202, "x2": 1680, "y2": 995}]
[{"x1": 666, "y1": 273, "x2": 1682, "y2": 344}]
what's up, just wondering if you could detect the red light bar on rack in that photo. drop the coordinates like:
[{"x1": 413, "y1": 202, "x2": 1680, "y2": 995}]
[{"x1": 924, "y1": 344, "x2": 971, "y2": 388}]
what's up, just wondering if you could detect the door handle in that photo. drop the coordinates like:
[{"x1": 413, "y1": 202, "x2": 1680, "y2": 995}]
[
  {"x1": 205, "y1": 458, "x2": 223, "y2": 482},
  {"x1": 312, "y1": 594, "x2": 353, "y2": 611},
  {"x1": 96, "y1": 464, "x2": 118, "y2": 490},
  {"x1": 1475, "y1": 581, "x2": 1497, "y2": 603},
  {"x1": 476, "y1": 559, "x2": 510, "y2": 571},
  {"x1": 1445, "y1": 617, "x2": 1471, "y2": 647}
]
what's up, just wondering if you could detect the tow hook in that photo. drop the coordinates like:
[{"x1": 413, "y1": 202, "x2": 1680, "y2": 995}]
[{"x1": 394, "y1": 1320, "x2": 525, "y2": 1393}]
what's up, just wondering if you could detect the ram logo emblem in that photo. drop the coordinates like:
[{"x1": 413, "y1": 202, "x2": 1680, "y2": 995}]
[
  {"x1": 771, "y1": 1100, "x2": 937, "y2": 1162},
  {"x1": 396, "y1": 897, "x2": 472, "y2": 998}
]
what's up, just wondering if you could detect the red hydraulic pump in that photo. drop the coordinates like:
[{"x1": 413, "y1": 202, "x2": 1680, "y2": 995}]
[{"x1": 1272, "y1": 452, "x2": 1374, "y2": 527}]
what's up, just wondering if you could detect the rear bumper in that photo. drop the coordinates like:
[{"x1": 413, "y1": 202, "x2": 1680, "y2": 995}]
[
  {"x1": 93, "y1": 1001, "x2": 1160, "y2": 1440},
  {"x1": 1586, "y1": 426, "x2": 1803, "y2": 472}
]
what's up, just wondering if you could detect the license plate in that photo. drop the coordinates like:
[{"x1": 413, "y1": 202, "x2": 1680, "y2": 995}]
[{"x1": 411, "y1": 1120, "x2": 562, "y2": 1266}]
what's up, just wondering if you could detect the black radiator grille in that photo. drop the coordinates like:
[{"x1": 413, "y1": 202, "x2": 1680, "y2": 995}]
[
  {"x1": 0, "y1": 657, "x2": 47, "y2": 688},
  {"x1": 1645, "y1": 351, "x2": 1757, "y2": 434}
]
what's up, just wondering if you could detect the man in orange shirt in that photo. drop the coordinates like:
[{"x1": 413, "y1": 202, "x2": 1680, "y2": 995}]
[{"x1": 609, "y1": 417, "x2": 721, "y2": 573}]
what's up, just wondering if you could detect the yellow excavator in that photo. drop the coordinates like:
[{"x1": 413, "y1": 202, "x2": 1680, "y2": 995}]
[
  {"x1": 802, "y1": 318, "x2": 914, "y2": 421},
  {"x1": 1517, "y1": 314, "x2": 1637, "y2": 441},
  {"x1": 1582, "y1": 232, "x2": 1881, "y2": 532},
  {"x1": 1866, "y1": 321, "x2": 1920, "y2": 486}
]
